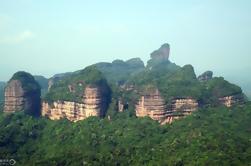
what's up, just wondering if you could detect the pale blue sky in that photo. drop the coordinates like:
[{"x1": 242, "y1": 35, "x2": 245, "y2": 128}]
[{"x1": 0, "y1": 0, "x2": 250, "y2": 91}]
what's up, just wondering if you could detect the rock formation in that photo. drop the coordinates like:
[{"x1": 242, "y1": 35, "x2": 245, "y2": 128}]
[
  {"x1": 135, "y1": 89, "x2": 198, "y2": 124},
  {"x1": 198, "y1": 71, "x2": 213, "y2": 82},
  {"x1": 4, "y1": 80, "x2": 25, "y2": 113},
  {"x1": 150, "y1": 43, "x2": 170, "y2": 60},
  {"x1": 219, "y1": 94, "x2": 244, "y2": 107},
  {"x1": 117, "y1": 98, "x2": 128, "y2": 112},
  {"x1": 4, "y1": 72, "x2": 41, "y2": 116},
  {"x1": 163, "y1": 98, "x2": 198, "y2": 124},
  {"x1": 42, "y1": 85, "x2": 109, "y2": 122},
  {"x1": 135, "y1": 89, "x2": 167, "y2": 122}
]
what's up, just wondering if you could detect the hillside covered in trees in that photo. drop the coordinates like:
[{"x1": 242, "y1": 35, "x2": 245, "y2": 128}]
[{"x1": 0, "y1": 103, "x2": 250, "y2": 165}]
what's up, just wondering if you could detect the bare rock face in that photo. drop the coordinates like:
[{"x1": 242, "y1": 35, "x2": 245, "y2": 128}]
[
  {"x1": 42, "y1": 85, "x2": 109, "y2": 122},
  {"x1": 163, "y1": 98, "x2": 198, "y2": 124},
  {"x1": 4, "y1": 80, "x2": 25, "y2": 113},
  {"x1": 219, "y1": 94, "x2": 244, "y2": 107},
  {"x1": 150, "y1": 43, "x2": 170, "y2": 60},
  {"x1": 136, "y1": 89, "x2": 167, "y2": 122},
  {"x1": 198, "y1": 71, "x2": 213, "y2": 82},
  {"x1": 4, "y1": 72, "x2": 41, "y2": 116},
  {"x1": 135, "y1": 88, "x2": 198, "y2": 124}
]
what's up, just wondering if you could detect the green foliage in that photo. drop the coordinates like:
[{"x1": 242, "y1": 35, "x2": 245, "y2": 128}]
[
  {"x1": 0, "y1": 82, "x2": 6, "y2": 109},
  {"x1": 129, "y1": 62, "x2": 244, "y2": 106},
  {"x1": 44, "y1": 66, "x2": 110, "y2": 103},
  {"x1": 10, "y1": 71, "x2": 40, "y2": 93},
  {"x1": 205, "y1": 77, "x2": 242, "y2": 97},
  {"x1": 34, "y1": 75, "x2": 48, "y2": 97},
  {"x1": 0, "y1": 104, "x2": 251, "y2": 165},
  {"x1": 95, "y1": 58, "x2": 144, "y2": 84}
]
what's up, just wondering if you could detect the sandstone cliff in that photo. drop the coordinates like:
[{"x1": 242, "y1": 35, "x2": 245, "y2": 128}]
[
  {"x1": 42, "y1": 85, "x2": 109, "y2": 122},
  {"x1": 135, "y1": 89, "x2": 198, "y2": 124},
  {"x1": 4, "y1": 80, "x2": 25, "y2": 113},
  {"x1": 219, "y1": 94, "x2": 244, "y2": 107},
  {"x1": 4, "y1": 72, "x2": 41, "y2": 116},
  {"x1": 135, "y1": 89, "x2": 167, "y2": 122}
]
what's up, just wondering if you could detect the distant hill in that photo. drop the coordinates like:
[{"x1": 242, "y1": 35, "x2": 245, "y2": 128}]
[
  {"x1": 34, "y1": 75, "x2": 49, "y2": 96},
  {"x1": 95, "y1": 58, "x2": 144, "y2": 84}
]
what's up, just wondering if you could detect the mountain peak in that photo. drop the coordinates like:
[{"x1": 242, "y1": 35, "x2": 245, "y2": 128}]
[{"x1": 150, "y1": 43, "x2": 170, "y2": 60}]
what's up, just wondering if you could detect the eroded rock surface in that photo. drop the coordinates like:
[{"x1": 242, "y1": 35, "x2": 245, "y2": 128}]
[
  {"x1": 150, "y1": 43, "x2": 170, "y2": 60},
  {"x1": 135, "y1": 89, "x2": 198, "y2": 124},
  {"x1": 4, "y1": 80, "x2": 25, "y2": 113},
  {"x1": 42, "y1": 85, "x2": 109, "y2": 122},
  {"x1": 219, "y1": 94, "x2": 244, "y2": 107},
  {"x1": 4, "y1": 72, "x2": 41, "y2": 116}
]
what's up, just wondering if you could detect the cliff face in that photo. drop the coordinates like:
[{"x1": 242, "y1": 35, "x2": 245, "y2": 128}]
[
  {"x1": 163, "y1": 98, "x2": 198, "y2": 124},
  {"x1": 135, "y1": 89, "x2": 167, "y2": 121},
  {"x1": 135, "y1": 89, "x2": 198, "y2": 124},
  {"x1": 4, "y1": 80, "x2": 25, "y2": 113},
  {"x1": 4, "y1": 72, "x2": 41, "y2": 116},
  {"x1": 219, "y1": 94, "x2": 244, "y2": 107},
  {"x1": 42, "y1": 85, "x2": 109, "y2": 122}
]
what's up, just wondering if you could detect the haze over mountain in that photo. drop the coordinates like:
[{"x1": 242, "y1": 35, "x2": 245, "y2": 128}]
[
  {"x1": 0, "y1": 1, "x2": 251, "y2": 165},
  {"x1": 0, "y1": 1, "x2": 250, "y2": 92}
]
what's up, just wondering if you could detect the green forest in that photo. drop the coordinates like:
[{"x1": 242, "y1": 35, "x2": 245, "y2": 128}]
[{"x1": 0, "y1": 103, "x2": 250, "y2": 165}]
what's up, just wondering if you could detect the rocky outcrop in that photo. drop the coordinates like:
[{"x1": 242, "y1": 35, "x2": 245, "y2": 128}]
[
  {"x1": 163, "y1": 98, "x2": 198, "y2": 124},
  {"x1": 150, "y1": 43, "x2": 170, "y2": 60},
  {"x1": 117, "y1": 98, "x2": 128, "y2": 112},
  {"x1": 136, "y1": 89, "x2": 167, "y2": 121},
  {"x1": 4, "y1": 72, "x2": 41, "y2": 116},
  {"x1": 198, "y1": 71, "x2": 213, "y2": 82},
  {"x1": 42, "y1": 85, "x2": 109, "y2": 122},
  {"x1": 135, "y1": 89, "x2": 198, "y2": 124},
  {"x1": 4, "y1": 80, "x2": 25, "y2": 113},
  {"x1": 219, "y1": 94, "x2": 244, "y2": 107}
]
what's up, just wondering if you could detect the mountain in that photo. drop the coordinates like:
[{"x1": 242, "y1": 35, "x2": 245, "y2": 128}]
[
  {"x1": 0, "y1": 43, "x2": 250, "y2": 165},
  {"x1": 95, "y1": 57, "x2": 144, "y2": 84}
]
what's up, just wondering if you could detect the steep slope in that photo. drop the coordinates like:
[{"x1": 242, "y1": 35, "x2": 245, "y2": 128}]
[
  {"x1": 34, "y1": 75, "x2": 48, "y2": 96},
  {"x1": 0, "y1": 81, "x2": 6, "y2": 110},
  {"x1": 43, "y1": 66, "x2": 111, "y2": 121},
  {"x1": 116, "y1": 44, "x2": 246, "y2": 123},
  {"x1": 4, "y1": 72, "x2": 41, "y2": 116},
  {"x1": 95, "y1": 58, "x2": 144, "y2": 84}
]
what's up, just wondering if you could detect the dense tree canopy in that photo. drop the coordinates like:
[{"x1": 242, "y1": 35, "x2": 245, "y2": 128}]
[{"x1": 0, "y1": 103, "x2": 250, "y2": 165}]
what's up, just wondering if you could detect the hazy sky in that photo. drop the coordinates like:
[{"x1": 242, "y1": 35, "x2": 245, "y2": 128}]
[{"x1": 0, "y1": 0, "x2": 250, "y2": 87}]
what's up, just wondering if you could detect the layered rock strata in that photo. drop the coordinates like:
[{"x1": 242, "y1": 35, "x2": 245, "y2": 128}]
[
  {"x1": 4, "y1": 80, "x2": 25, "y2": 113},
  {"x1": 42, "y1": 85, "x2": 108, "y2": 122},
  {"x1": 163, "y1": 98, "x2": 198, "y2": 124},
  {"x1": 135, "y1": 89, "x2": 198, "y2": 124},
  {"x1": 219, "y1": 94, "x2": 244, "y2": 107},
  {"x1": 136, "y1": 89, "x2": 167, "y2": 121},
  {"x1": 4, "y1": 76, "x2": 41, "y2": 116}
]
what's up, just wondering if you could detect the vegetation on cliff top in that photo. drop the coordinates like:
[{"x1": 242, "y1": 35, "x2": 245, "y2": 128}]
[
  {"x1": 10, "y1": 71, "x2": 40, "y2": 93},
  {"x1": 128, "y1": 61, "x2": 243, "y2": 105},
  {"x1": 34, "y1": 75, "x2": 49, "y2": 97},
  {"x1": 0, "y1": 103, "x2": 250, "y2": 165},
  {"x1": 44, "y1": 66, "x2": 110, "y2": 103},
  {"x1": 95, "y1": 58, "x2": 144, "y2": 84}
]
